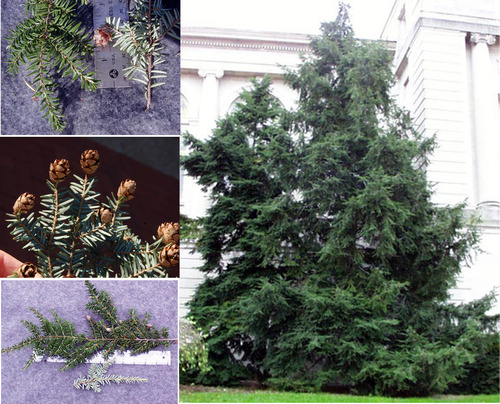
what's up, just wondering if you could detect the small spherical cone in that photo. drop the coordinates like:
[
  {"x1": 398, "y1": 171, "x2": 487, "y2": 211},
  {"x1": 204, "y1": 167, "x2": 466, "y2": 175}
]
[
  {"x1": 49, "y1": 159, "x2": 70, "y2": 183},
  {"x1": 94, "y1": 25, "x2": 113, "y2": 47},
  {"x1": 99, "y1": 207, "x2": 113, "y2": 224},
  {"x1": 157, "y1": 222, "x2": 180, "y2": 245},
  {"x1": 117, "y1": 179, "x2": 136, "y2": 201},
  {"x1": 159, "y1": 244, "x2": 179, "y2": 268},
  {"x1": 80, "y1": 149, "x2": 100, "y2": 174},
  {"x1": 16, "y1": 262, "x2": 42, "y2": 278},
  {"x1": 13, "y1": 193, "x2": 35, "y2": 215}
]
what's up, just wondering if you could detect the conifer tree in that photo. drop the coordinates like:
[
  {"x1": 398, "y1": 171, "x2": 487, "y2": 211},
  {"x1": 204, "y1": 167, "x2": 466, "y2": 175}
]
[
  {"x1": 182, "y1": 76, "x2": 297, "y2": 384},
  {"x1": 182, "y1": 5, "x2": 498, "y2": 396}
]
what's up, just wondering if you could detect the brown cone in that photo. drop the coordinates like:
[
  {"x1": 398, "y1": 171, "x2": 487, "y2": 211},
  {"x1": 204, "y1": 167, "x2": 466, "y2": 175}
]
[
  {"x1": 13, "y1": 193, "x2": 35, "y2": 215},
  {"x1": 49, "y1": 159, "x2": 70, "y2": 183},
  {"x1": 159, "y1": 244, "x2": 179, "y2": 267},
  {"x1": 16, "y1": 262, "x2": 42, "y2": 278},
  {"x1": 117, "y1": 179, "x2": 136, "y2": 201},
  {"x1": 99, "y1": 207, "x2": 113, "y2": 224},
  {"x1": 94, "y1": 24, "x2": 113, "y2": 47},
  {"x1": 80, "y1": 149, "x2": 100, "y2": 174},
  {"x1": 157, "y1": 222, "x2": 180, "y2": 245}
]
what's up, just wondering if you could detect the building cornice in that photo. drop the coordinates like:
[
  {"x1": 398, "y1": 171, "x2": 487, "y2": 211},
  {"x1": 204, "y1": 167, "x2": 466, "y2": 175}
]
[
  {"x1": 393, "y1": 16, "x2": 500, "y2": 73},
  {"x1": 419, "y1": 16, "x2": 500, "y2": 36},
  {"x1": 180, "y1": 27, "x2": 395, "y2": 76},
  {"x1": 181, "y1": 26, "x2": 312, "y2": 54}
]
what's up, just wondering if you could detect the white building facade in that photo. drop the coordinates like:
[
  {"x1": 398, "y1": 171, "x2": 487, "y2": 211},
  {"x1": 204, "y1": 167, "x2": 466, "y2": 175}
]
[
  {"x1": 180, "y1": 1, "x2": 500, "y2": 317},
  {"x1": 381, "y1": 0, "x2": 500, "y2": 308}
]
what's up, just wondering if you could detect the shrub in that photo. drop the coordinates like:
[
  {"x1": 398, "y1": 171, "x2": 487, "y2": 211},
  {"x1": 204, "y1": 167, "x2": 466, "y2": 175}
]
[{"x1": 179, "y1": 318, "x2": 212, "y2": 384}]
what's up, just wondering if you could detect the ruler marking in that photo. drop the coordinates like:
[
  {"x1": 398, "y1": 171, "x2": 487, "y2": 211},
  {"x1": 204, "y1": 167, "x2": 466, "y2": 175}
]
[
  {"x1": 94, "y1": 0, "x2": 132, "y2": 88},
  {"x1": 34, "y1": 350, "x2": 171, "y2": 366}
]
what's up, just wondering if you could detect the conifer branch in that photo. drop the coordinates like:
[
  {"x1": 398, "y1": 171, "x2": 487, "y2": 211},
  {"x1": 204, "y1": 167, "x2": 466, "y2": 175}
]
[
  {"x1": 46, "y1": 185, "x2": 61, "y2": 276},
  {"x1": 6, "y1": 150, "x2": 179, "y2": 278},
  {"x1": 105, "y1": 0, "x2": 180, "y2": 110},
  {"x1": 77, "y1": 224, "x2": 107, "y2": 240},
  {"x1": 7, "y1": 0, "x2": 98, "y2": 132},
  {"x1": 1, "y1": 281, "x2": 176, "y2": 372},
  {"x1": 111, "y1": 196, "x2": 126, "y2": 227},
  {"x1": 9, "y1": 214, "x2": 46, "y2": 253},
  {"x1": 73, "y1": 358, "x2": 148, "y2": 393},
  {"x1": 67, "y1": 174, "x2": 89, "y2": 276},
  {"x1": 128, "y1": 263, "x2": 163, "y2": 278}
]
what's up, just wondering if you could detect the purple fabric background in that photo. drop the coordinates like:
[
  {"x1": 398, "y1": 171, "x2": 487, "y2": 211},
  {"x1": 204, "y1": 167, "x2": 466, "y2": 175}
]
[{"x1": 1, "y1": 279, "x2": 178, "y2": 404}]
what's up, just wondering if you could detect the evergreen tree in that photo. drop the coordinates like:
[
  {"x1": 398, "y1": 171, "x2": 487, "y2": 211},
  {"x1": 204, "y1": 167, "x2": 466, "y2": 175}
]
[{"x1": 182, "y1": 5, "x2": 498, "y2": 396}]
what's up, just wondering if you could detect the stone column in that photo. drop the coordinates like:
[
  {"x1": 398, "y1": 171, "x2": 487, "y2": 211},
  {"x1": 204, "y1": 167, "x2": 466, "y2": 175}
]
[
  {"x1": 185, "y1": 69, "x2": 224, "y2": 218},
  {"x1": 198, "y1": 69, "x2": 224, "y2": 139},
  {"x1": 470, "y1": 33, "x2": 500, "y2": 222}
]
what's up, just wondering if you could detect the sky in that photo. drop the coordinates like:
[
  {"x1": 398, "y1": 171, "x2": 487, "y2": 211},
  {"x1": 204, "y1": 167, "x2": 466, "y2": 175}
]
[{"x1": 182, "y1": 0, "x2": 396, "y2": 39}]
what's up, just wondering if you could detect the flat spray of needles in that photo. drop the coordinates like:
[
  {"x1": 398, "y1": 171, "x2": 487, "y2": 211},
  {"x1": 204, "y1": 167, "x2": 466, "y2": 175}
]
[
  {"x1": 73, "y1": 358, "x2": 148, "y2": 393},
  {"x1": 104, "y1": 0, "x2": 180, "y2": 111},
  {"x1": 7, "y1": 0, "x2": 97, "y2": 132},
  {"x1": 2, "y1": 281, "x2": 176, "y2": 393},
  {"x1": 7, "y1": 149, "x2": 180, "y2": 278},
  {"x1": 7, "y1": 0, "x2": 180, "y2": 131}
]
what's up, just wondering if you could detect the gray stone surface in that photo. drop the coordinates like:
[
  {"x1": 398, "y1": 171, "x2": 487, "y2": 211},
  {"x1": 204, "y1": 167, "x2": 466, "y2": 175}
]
[
  {"x1": 2, "y1": 279, "x2": 178, "y2": 404},
  {"x1": 1, "y1": 1, "x2": 180, "y2": 136}
]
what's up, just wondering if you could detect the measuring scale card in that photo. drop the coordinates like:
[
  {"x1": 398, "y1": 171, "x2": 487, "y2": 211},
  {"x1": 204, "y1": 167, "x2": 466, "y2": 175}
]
[
  {"x1": 93, "y1": 0, "x2": 132, "y2": 88},
  {"x1": 34, "y1": 350, "x2": 172, "y2": 366}
]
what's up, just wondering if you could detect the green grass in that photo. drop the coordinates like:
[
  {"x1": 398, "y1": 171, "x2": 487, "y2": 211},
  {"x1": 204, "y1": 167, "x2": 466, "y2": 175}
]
[{"x1": 180, "y1": 387, "x2": 499, "y2": 403}]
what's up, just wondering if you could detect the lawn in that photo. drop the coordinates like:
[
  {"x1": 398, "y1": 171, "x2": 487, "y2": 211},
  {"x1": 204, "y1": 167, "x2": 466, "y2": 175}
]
[{"x1": 180, "y1": 386, "x2": 499, "y2": 403}]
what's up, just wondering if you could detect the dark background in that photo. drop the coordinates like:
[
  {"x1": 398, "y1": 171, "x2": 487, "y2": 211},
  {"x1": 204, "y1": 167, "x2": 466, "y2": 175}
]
[
  {"x1": 1, "y1": 0, "x2": 180, "y2": 136},
  {"x1": 2, "y1": 279, "x2": 178, "y2": 404},
  {"x1": 0, "y1": 137, "x2": 180, "y2": 277}
]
